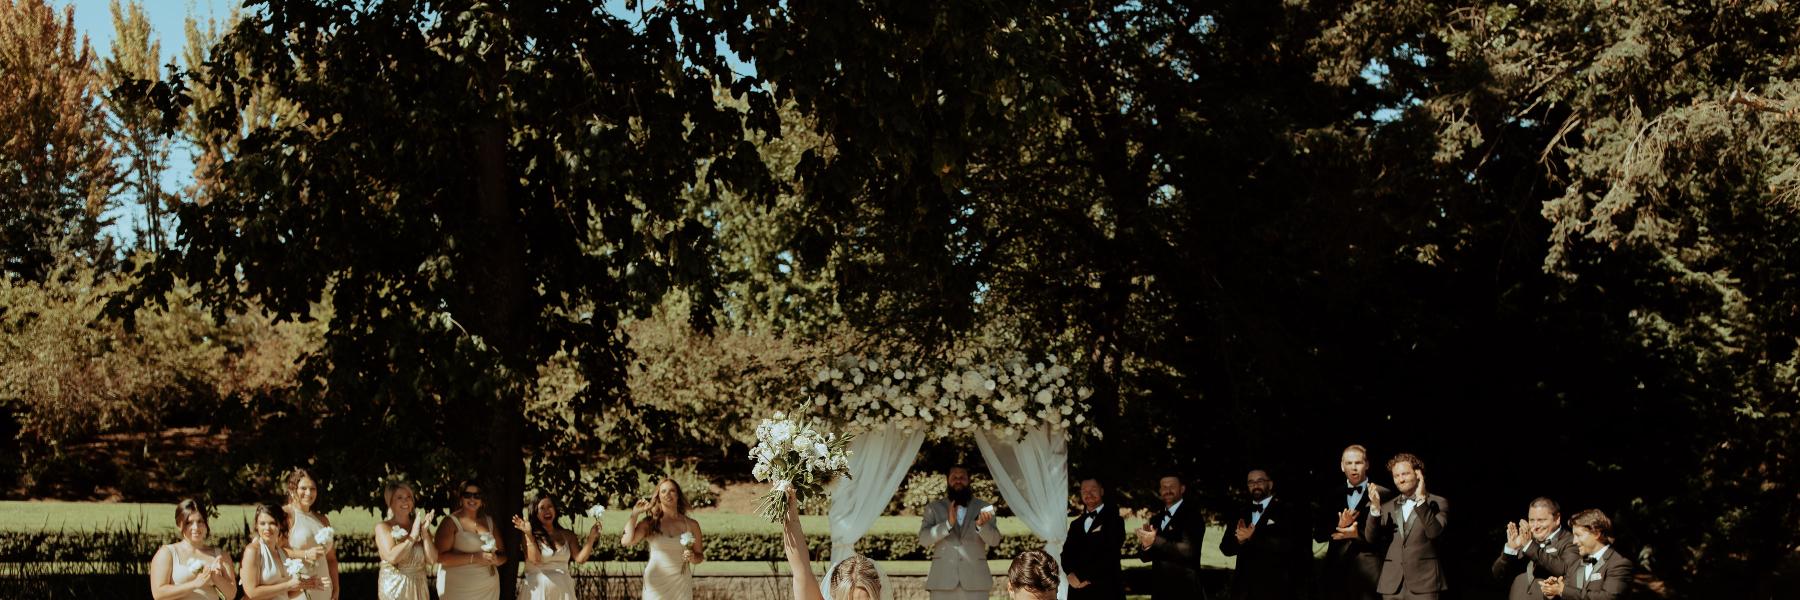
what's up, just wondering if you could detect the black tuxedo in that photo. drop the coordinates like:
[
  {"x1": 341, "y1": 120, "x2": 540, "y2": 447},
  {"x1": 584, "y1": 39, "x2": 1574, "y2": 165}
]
[
  {"x1": 1138, "y1": 499, "x2": 1206, "y2": 599},
  {"x1": 1316, "y1": 482, "x2": 1391, "y2": 600},
  {"x1": 1064, "y1": 505, "x2": 1126, "y2": 600},
  {"x1": 1560, "y1": 547, "x2": 1633, "y2": 600},
  {"x1": 1491, "y1": 528, "x2": 1579, "y2": 600},
  {"x1": 1219, "y1": 496, "x2": 1310, "y2": 600}
]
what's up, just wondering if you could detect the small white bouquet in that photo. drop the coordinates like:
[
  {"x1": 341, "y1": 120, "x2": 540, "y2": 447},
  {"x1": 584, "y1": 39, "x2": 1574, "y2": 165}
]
[
  {"x1": 478, "y1": 532, "x2": 497, "y2": 553},
  {"x1": 390, "y1": 526, "x2": 409, "y2": 542},
  {"x1": 313, "y1": 526, "x2": 335, "y2": 548},
  {"x1": 585, "y1": 504, "x2": 605, "y2": 520},
  {"x1": 184, "y1": 557, "x2": 208, "y2": 576},
  {"x1": 679, "y1": 532, "x2": 694, "y2": 547},
  {"x1": 749, "y1": 411, "x2": 854, "y2": 522},
  {"x1": 283, "y1": 557, "x2": 304, "y2": 578}
]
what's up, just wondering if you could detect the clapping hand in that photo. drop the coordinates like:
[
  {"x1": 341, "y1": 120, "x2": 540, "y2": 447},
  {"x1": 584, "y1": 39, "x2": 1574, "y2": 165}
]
[
  {"x1": 1329, "y1": 509, "x2": 1361, "y2": 540},
  {"x1": 1135, "y1": 523, "x2": 1156, "y2": 549},
  {"x1": 1233, "y1": 519, "x2": 1254, "y2": 543},
  {"x1": 1541, "y1": 576, "x2": 1565, "y2": 597},
  {"x1": 1367, "y1": 486, "x2": 1383, "y2": 516},
  {"x1": 1413, "y1": 471, "x2": 1428, "y2": 501},
  {"x1": 1507, "y1": 519, "x2": 1531, "y2": 550}
]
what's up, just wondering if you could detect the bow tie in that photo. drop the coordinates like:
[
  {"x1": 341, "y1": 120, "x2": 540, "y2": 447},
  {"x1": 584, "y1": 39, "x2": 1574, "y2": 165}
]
[
  {"x1": 1248, "y1": 503, "x2": 1263, "y2": 514},
  {"x1": 1083, "y1": 511, "x2": 1098, "y2": 519},
  {"x1": 1346, "y1": 485, "x2": 1365, "y2": 496},
  {"x1": 1583, "y1": 556, "x2": 1599, "y2": 565}
]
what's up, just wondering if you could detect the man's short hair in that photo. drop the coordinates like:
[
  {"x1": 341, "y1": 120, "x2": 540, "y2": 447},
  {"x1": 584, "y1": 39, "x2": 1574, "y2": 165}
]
[
  {"x1": 1570, "y1": 509, "x2": 1613, "y2": 543},
  {"x1": 1343, "y1": 444, "x2": 1368, "y2": 457},
  {"x1": 1529, "y1": 497, "x2": 1562, "y2": 516},
  {"x1": 946, "y1": 464, "x2": 971, "y2": 476},
  {"x1": 1386, "y1": 453, "x2": 1424, "y2": 473}
]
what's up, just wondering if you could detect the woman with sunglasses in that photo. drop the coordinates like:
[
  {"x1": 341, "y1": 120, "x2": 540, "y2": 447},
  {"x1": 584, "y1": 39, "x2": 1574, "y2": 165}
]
[{"x1": 435, "y1": 479, "x2": 503, "y2": 600}]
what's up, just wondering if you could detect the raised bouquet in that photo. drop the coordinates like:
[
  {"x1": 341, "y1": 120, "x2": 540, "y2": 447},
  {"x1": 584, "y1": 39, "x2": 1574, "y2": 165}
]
[{"x1": 750, "y1": 411, "x2": 853, "y2": 521}]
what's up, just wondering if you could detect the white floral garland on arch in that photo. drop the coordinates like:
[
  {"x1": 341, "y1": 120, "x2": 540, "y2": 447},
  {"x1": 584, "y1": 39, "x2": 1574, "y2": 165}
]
[{"x1": 801, "y1": 350, "x2": 1100, "y2": 442}]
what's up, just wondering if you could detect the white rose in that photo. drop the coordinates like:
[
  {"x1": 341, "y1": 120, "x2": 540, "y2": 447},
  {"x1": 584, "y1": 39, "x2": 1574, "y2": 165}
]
[
  {"x1": 894, "y1": 369, "x2": 907, "y2": 380},
  {"x1": 902, "y1": 405, "x2": 916, "y2": 417},
  {"x1": 752, "y1": 462, "x2": 771, "y2": 481},
  {"x1": 184, "y1": 558, "x2": 208, "y2": 575},
  {"x1": 313, "y1": 527, "x2": 335, "y2": 547},
  {"x1": 586, "y1": 505, "x2": 606, "y2": 520},
  {"x1": 479, "y1": 532, "x2": 497, "y2": 553}
]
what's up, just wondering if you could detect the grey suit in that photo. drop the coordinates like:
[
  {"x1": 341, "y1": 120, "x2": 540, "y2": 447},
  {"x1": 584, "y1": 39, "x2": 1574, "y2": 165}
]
[
  {"x1": 919, "y1": 498, "x2": 1002, "y2": 599},
  {"x1": 1491, "y1": 528, "x2": 1579, "y2": 600},
  {"x1": 1363, "y1": 493, "x2": 1449, "y2": 600},
  {"x1": 1560, "y1": 547, "x2": 1633, "y2": 600}
]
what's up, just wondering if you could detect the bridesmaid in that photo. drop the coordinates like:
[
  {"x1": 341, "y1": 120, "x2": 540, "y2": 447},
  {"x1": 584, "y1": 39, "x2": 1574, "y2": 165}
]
[
  {"x1": 241, "y1": 502, "x2": 322, "y2": 600},
  {"x1": 512, "y1": 492, "x2": 605, "y2": 600},
  {"x1": 375, "y1": 480, "x2": 438, "y2": 600},
  {"x1": 621, "y1": 479, "x2": 704, "y2": 600},
  {"x1": 283, "y1": 468, "x2": 339, "y2": 600},
  {"x1": 434, "y1": 478, "x2": 502, "y2": 600},
  {"x1": 148, "y1": 498, "x2": 239, "y2": 600}
]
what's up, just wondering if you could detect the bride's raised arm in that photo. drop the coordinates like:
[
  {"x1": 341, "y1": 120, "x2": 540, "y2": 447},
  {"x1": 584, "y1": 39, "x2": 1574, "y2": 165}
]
[{"x1": 780, "y1": 489, "x2": 824, "y2": 600}]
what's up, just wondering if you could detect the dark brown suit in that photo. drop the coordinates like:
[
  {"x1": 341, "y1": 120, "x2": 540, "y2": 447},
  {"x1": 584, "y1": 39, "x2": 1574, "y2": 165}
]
[
  {"x1": 1363, "y1": 493, "x2": 1449, "y2": 599},
  {"x1": 1560, "y1": 547, "x2": 1633, "y2": 600},
  {"x1": 1490, "y1": 528, "x2": 1579, "y2": 600},
  {"x1": 1317, "y1": 483, "x2": 1391, "y2": 600}
]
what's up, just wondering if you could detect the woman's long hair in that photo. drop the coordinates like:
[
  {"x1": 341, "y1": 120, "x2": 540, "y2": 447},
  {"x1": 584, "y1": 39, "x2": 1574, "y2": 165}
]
[
  {"x1": 528, "y1": 492, "x2": 563, "y2": 552},
  {"x1": 647, "y1": 478, "x2": 688, "y2": 535}
]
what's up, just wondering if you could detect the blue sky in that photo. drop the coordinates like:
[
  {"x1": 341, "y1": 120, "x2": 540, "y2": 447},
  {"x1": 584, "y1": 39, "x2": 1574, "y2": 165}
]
[{"x1": 61, "y1": 0, "x2": 233, "y2": 247}]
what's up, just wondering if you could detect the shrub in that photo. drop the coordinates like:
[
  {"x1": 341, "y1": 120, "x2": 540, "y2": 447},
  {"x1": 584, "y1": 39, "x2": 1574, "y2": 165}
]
[{"x1": 892, "y1": 470, "x2": 1008, "y2": 515}]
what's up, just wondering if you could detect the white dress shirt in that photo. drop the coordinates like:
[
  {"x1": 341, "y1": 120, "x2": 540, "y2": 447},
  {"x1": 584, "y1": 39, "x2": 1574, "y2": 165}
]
[
  {"x1": 1160, "y1": 499, "x2": 1184, "y2": 530},
  {"x1": 1082, "y1": 504, "x2": 1105, "y2": 533},
  {"x1": 1250, "y1": 497, "x2": 1272, "y2": 527}
]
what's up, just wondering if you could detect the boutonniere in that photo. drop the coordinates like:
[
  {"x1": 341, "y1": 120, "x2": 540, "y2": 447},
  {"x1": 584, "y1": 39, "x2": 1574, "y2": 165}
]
[
  {"x1": 1546, "y1": 547, "x2": 1559, "y2": 554},
  {"x1": 1266, "y1": 519, "x2": 1275, "y2": 526}
]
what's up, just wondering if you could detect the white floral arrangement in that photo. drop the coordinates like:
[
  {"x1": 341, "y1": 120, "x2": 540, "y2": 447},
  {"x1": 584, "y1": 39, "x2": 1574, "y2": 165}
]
[
  {"x1": 283, "y1": 558, "x2": 304, "y2": 578},
  {"x1": 749, "y1": 411, "x2": 854, "y2": 522},
  {"x1": 390, "y1": 527, "x2": 409, "y2": 542},
  {"x1": 679, "y1": 532, "x2": 694, "y2": 547},
  {"x1": 804, "y1": 351, "x2": 1096, "y2": 441},
  {"x1": 184, "y1": 557, "x2": 208, "y2": 575},
  {"x1": 313, "y1": 527, "x2": 335, "y2": 548},
  {"x1": 478, "y1": 532, "x2": 497, "y2": 553},
  {"x1": 585, "y1": 504, "x2": 605, "y2": 520}
]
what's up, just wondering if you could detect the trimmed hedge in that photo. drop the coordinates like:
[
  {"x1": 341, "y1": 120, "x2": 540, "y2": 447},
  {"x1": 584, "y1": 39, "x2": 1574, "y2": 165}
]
[{"x1": 0, "y1": 529, "x2": 1086, "y2": 565}]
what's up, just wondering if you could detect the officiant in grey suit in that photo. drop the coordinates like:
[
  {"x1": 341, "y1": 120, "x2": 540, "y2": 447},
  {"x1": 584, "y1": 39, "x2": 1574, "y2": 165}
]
[{"x1": 919, "y1": 464, "x2": 1003, "y2": 600}]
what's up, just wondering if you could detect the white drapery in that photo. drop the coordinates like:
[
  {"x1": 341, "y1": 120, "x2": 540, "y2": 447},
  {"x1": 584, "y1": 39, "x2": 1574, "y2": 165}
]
[
  {"x1": 976, "y1": 424, "x2": 1071, "y2": 599},
  {"x1": 827, "y1": 423, "x2": 927, "y2": 565}
]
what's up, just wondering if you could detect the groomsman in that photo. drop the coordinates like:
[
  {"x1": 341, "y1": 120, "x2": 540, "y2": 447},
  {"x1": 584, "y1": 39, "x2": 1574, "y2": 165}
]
[
  {"x1": 1219, "y1": 468, "x2": 1310, "y2": 600},
  {"x1": 1064, "y1": 478, "x2": 1125, "y2": 600},
  {"x1": 1362, "y1": 453, "x2": 1449, "y2": 600},
  {"x1": 1539, "y1": 509, "x2": 1632, "y2": 600},
  {"x1": 919, "y1": 464, "x2": 1002, "y2": 600},
  {"x1": 1136, "y1": 473, "x2": 1205, "y2": 599},
  {"x1": 1316, "y1": 445, "x2": 1390, "y2": 600},
  {"x1": 1491, "y1": 497, "x2": 1579, "y2": 600}
]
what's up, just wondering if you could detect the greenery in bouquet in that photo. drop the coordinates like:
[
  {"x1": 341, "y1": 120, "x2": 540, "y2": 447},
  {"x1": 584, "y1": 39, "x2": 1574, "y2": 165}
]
[{"x1": 750, "y1": 412, "x2": 853, "y2": 522}]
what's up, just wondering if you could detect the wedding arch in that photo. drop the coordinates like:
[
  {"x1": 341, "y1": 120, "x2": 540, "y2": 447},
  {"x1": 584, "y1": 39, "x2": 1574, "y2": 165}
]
[{"x1": 797, "y1": 351, "x2": 1099, "y2": 599}]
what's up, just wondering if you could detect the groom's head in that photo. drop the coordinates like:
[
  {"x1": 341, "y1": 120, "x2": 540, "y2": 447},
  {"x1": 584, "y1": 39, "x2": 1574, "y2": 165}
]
[{"x1": 946, "y1": 465, "x2": 973, "y2": 503}]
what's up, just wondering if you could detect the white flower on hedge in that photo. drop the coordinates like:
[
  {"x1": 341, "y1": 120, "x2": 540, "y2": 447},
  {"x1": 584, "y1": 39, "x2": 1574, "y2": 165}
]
[
  {"x1": 1077, "y1": 386, "x2": 1093, "y2": 400},
  {"x1": 1035, "y1": 388, "x2": 1054, "y2": 405},
  {"x1": 901, "y1": 404, "x2": 916, "y2": 417}
]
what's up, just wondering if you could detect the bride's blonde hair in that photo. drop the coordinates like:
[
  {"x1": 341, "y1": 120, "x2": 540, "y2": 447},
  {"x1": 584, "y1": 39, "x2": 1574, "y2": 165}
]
[{"x1": 830, "y1": 555, "x2": 881, "y2": 598}]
